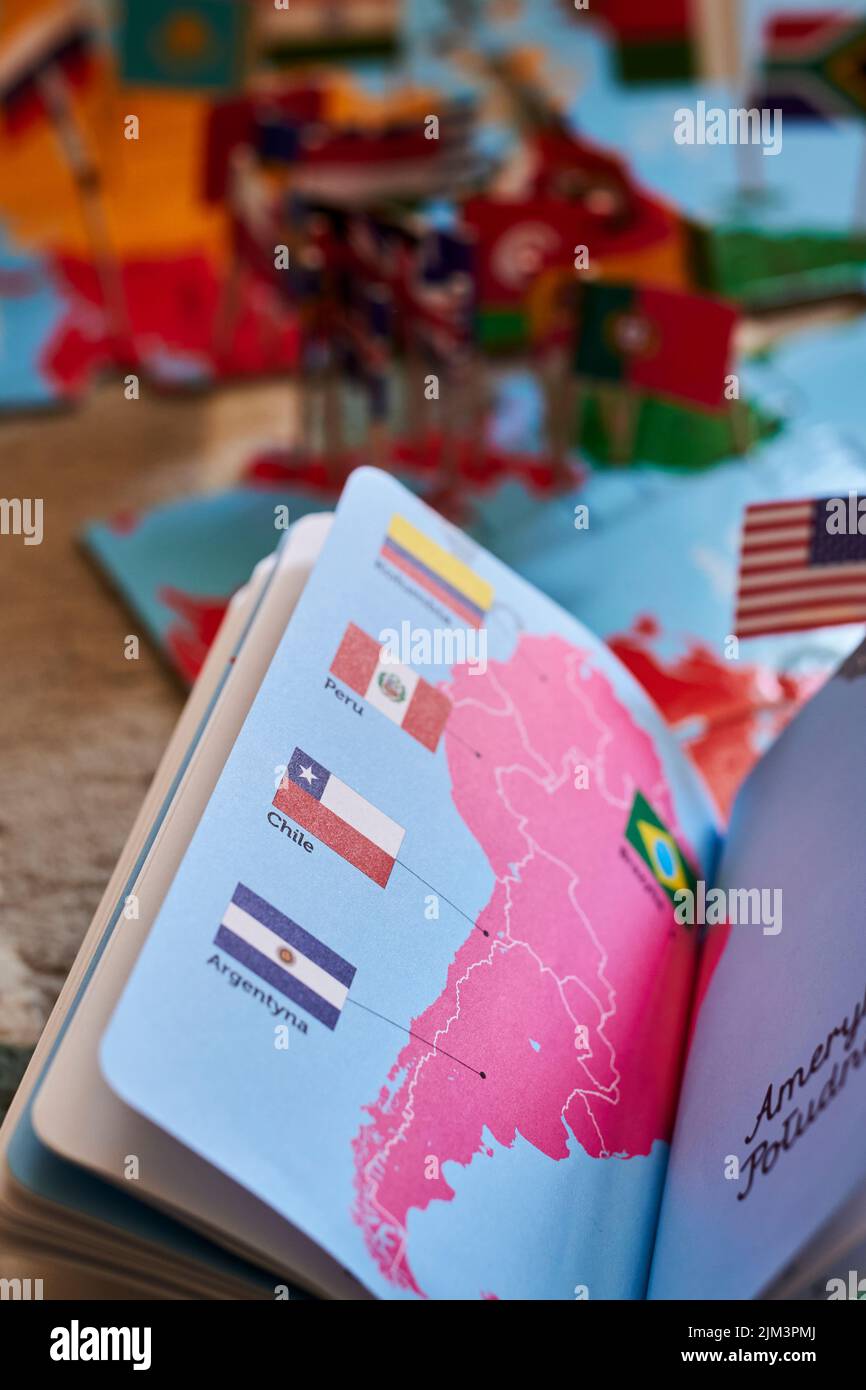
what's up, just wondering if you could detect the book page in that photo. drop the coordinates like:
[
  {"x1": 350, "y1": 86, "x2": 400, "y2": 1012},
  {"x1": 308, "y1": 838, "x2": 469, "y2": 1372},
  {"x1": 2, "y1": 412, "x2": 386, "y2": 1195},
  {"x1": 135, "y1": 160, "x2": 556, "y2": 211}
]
[
  {"x1": 650, "y1": 639, "x2": 866, "y2": 1298},
  {"x1": 100, "y1": 468, "x2": 716, "y2": 1301}
]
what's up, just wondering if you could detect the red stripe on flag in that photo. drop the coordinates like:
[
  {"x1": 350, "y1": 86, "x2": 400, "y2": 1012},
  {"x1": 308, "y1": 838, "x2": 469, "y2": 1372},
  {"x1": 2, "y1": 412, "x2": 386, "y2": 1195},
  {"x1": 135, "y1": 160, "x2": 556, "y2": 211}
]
[
  {"x1": 274, "y1": 781, "x2": 395, "y2": 887},
  {"x1": 742, "y1": 514, "x2": 812, "y2": 533},
  {"x1": 736, "y1": 608, "x2": 866, "y2": 637},
  {"x1": 403, "y1": 680, "x2": 451, "y2": 751},
  {"x1": 740, "y1": 570, "x2": 866, "y2": 597},
  {"x1": 592, "y1": 0, "x2": 690, "y2": 40},
  {"x1": 331, "y1": 622, "x2": 379, "y2": 696},
  {"x1": 742, "y1": 533, "x2": 811, "y2": 550},
  {"x1": 765, "y1": 13, "x2": 851, "y2": 53},
  {"x1": 737, "y1": 590, "x2": 866, "y2": 618}
]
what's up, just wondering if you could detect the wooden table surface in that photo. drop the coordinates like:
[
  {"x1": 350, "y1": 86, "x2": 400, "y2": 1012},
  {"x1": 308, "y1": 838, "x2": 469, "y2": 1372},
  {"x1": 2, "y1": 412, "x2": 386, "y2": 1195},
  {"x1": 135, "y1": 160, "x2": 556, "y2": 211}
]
[{"x1": 0, "y1": 379, "x2": 294, "y2": 1078}]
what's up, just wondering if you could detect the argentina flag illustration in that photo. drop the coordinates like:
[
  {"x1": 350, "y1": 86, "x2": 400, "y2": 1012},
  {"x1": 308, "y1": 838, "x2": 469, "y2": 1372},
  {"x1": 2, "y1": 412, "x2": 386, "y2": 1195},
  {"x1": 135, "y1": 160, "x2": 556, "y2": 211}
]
[{"x1": 215, "y1": 883, "x2": 356, "y2": 1030}]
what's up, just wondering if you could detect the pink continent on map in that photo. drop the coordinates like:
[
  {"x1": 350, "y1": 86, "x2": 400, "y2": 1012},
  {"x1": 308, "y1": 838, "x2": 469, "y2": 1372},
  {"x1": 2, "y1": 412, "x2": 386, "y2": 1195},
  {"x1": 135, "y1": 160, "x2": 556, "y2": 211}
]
[{"x1": 351, "y1": 633, "x2": 706, "y2": 1297}]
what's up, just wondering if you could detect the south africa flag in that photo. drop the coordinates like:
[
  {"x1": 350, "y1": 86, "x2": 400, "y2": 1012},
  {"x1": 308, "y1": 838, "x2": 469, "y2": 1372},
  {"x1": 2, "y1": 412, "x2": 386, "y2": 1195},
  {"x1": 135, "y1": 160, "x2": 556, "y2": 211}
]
[
  {"x1": 754, "y1": 14, "x2": 866, "y2": 122},
  {"x1": 625, "y1": 791, "x2": 697, "y2": 903}
]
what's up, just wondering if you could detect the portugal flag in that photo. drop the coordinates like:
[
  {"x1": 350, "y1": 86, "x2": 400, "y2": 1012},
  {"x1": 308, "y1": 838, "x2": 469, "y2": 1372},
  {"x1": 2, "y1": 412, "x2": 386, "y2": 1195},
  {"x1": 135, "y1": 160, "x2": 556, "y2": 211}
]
[{"x1": 574, "y1": 282, "x2": 738, "y2": 410}]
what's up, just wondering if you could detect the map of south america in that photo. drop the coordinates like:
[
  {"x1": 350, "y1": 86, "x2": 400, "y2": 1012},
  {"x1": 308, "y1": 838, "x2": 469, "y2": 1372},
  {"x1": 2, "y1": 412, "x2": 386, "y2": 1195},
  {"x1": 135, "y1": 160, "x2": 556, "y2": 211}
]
[{"x1": 352, "y1": 633, "x2": 704, "y2": 1297}]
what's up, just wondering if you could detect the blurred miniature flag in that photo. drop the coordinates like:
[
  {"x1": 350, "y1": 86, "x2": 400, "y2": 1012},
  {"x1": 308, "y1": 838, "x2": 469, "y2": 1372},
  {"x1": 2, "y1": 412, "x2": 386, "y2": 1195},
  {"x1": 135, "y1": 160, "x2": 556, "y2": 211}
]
[
  {"x1": 216, "y1": 883, "x2": 355, "y2": 1030},
  {"x1": 734, "y1": 496, "x2": 866, "y2": 637},
  {"x1": 202, "y1": 87, "x2": 324, "y2": 201},
  {"x1": 331, "y1": 622, "x2": 452, "y2": 752},
  {"x1": 529, "y1": 126, "x2": 636, "y2": 211},
  {"x1": 118, "y1": 0, "x2": 249, "y2": 91},
  {"x1": 274, "y1": 748, "x2": 404, "y2": 887},
  {"x1": 0, "y1": 9, "x2": 94, "y2": 135},
  {"x1": 591, "y1": 0, "x2": 698, "y2": 83},
  {"x1": 625, "y1": 792, "x2": 697, "y2": 903},
  {"x1": 465, "y1": 197, "x2": 572, "y2": 309},
  {"x1": 463, "y1": 196, "x2": 575, "y2": 348},
  {"x1": 589, "y1": 0, "x2": 743, "y2": 84},
  {"x1": 752, "y1": 13, "x2": 866, "y2": 121},
  {"x1": 380, "y1": 515, "x2": 493, "y2": 629},
  {"x1": 255, "y1": 0, "x2": 400, "y2": 66},
  {"x1": 574, "y1": 282, "x2": 738, "y2": 410},
  {"x1": 265, "y1": 99, "x2": 480, "y2": 203}
]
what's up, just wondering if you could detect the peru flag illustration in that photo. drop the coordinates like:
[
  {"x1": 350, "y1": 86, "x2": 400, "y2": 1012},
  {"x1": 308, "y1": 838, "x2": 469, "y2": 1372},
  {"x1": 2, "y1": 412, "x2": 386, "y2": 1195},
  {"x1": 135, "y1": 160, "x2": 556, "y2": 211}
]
[
  {"x1": 330, "y1": 622, "x2": 451, "y2": 751},
  {"x1": 274, "y1": 748, "x2": 404, "y2": 887}
]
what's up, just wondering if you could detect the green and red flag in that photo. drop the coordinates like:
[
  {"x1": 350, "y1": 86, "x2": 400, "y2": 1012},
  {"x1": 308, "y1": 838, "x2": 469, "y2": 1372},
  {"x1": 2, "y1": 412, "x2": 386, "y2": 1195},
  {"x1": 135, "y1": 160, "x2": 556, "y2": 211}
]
[
  {"x1": 753, "y1": 12, "x2": 866, "y2": 121},
  {"x1": 591, "y1": 0, "x2": 698, "y2": 84},
  {"x1": 574, "y1": 282, "x2": 738, "y2": 410}
]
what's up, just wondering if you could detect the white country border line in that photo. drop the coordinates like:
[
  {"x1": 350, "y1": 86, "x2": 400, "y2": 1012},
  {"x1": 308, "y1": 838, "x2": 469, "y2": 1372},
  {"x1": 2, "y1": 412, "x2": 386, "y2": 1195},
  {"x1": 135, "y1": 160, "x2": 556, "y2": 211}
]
[
  {"x1": 360, "y1": 649, "x2": 653, "y2": 1258},
  {"x1": 453, "y1": 667, "x2": 623, "y2": 1135}
]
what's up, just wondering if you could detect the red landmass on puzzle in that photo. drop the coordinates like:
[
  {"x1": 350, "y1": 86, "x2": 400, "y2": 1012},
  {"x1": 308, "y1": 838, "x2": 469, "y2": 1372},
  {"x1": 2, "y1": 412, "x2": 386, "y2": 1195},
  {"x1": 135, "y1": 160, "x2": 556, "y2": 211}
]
[
  {"x1": 608, "y1": 615, "x2": 823, "y2": 819},
  {"x1": 41, "y1": 254, "x2": 298, "y2": 393},
  {"x1": 159, "y1": 586, "x2": 230, "y2": 685}
]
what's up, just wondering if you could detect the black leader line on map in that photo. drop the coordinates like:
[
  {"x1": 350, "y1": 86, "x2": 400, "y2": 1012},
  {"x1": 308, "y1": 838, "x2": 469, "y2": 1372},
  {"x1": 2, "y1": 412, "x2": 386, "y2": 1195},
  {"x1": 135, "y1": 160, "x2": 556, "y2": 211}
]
[
  {"x1": 346, "y1": 998, "x2": 487, "y2": 1078},
  {"x1": 391, "y1": 859, "x2": 490, "y2": 937},
  {"x1": 445, "y1": 726, "x2": 483, "y2": 759}
]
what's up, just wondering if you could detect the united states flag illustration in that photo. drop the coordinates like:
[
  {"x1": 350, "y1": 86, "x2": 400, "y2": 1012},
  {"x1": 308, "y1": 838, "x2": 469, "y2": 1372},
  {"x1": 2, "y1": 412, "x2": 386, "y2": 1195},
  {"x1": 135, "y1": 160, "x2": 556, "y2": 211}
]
[
  {"x1": 215, "y1": 884, "x2": 356, "y2": 1030},
  {"x1": 274, "y1": 747, "x2": 405, "y2": 887},
  {"x1": 734, "y1": 497, "x2": 866, "y2": 637}
]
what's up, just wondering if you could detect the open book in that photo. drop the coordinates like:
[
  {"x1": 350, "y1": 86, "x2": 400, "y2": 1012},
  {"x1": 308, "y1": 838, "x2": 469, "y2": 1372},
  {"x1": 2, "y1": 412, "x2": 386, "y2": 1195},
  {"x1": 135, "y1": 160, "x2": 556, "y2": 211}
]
[{"x1": 2, "y1": 468, "x2": 864, "y2": 1301}]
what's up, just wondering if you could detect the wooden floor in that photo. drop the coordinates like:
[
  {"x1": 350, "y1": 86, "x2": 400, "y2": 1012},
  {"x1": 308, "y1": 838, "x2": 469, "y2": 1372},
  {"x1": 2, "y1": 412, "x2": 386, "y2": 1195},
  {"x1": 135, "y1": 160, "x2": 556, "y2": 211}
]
[{"x1": 0, "y1": 378, "x2": 294, "y2": 1051}]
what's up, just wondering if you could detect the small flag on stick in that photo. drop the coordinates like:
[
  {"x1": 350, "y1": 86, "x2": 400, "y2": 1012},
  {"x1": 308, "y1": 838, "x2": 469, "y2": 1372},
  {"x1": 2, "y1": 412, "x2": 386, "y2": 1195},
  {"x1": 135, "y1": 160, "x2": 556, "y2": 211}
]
[
  {"x1": 735, "y1": 496, "x2": 866, "y2": 637},
  {"x1": 574, "y1": 282, "x2": 738, "y2": 411}
]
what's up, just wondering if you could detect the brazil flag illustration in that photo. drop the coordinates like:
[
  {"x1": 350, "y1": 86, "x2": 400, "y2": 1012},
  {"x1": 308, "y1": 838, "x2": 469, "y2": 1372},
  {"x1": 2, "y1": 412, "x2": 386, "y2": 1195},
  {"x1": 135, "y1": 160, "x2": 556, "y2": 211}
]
[{"x1": 625, "y1": 791, "x2": 697, "y2": 903}]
